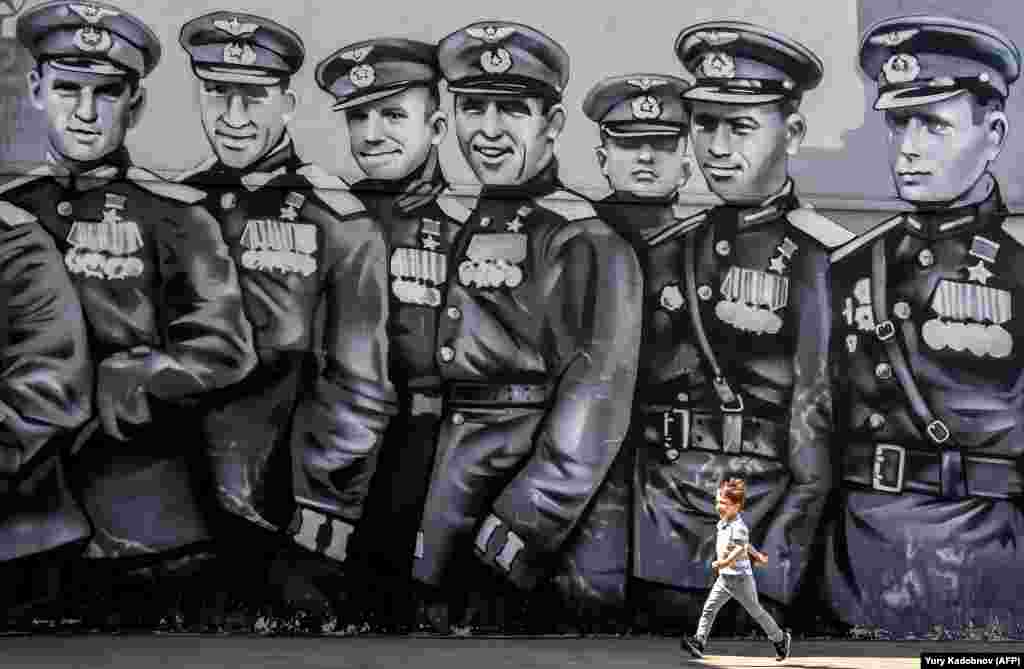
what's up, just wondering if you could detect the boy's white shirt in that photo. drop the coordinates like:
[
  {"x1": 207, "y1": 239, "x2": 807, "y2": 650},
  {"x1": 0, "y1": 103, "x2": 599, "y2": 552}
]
[{"x1": 716, "y1": 514, "x2": 754, "y2": 576}]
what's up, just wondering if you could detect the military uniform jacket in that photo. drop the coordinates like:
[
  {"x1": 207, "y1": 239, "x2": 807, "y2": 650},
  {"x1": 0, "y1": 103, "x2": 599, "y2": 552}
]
[
  {"x1": 628, "y1": 183, "x2": 849, "y2": 605},
  {"x1": 0, "y1": 202, "x2": 92, "y2": 561},
  {"x1": 825, "y1": 176, "x2": 1024, "y2": 628},
  {"x1": 413, "y1": 162, "x2": 643, "y2": 590},
  {"x1": 181, "y1": 139, "x2": 397, "y2": 557},
  {"x1": 0, "y1": 151, "x2": 255, "y2": 558}
]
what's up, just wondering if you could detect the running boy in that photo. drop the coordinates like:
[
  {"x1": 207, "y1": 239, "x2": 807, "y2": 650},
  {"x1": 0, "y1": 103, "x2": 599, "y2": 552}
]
[{"x1": 681, "y1": 478, "x2": 791, "y2": 661}]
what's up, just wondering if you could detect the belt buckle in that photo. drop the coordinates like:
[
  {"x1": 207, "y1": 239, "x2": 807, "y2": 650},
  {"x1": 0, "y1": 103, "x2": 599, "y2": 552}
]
[
  {"x1": 926, "y1": 420, "x2": 951, "y2": 445},
  {"x1": 873, "y1": 444, "x2": 906, "y2": 494},
  {"x1": 875, "y1": 321, "x2": 896, "y2": 341},
  {"x1": 662, "y1": 407, "x2": 690, "y2": 459},
  {"x1": 713, "y1": 377, "x2": 744, "y2": 413}
]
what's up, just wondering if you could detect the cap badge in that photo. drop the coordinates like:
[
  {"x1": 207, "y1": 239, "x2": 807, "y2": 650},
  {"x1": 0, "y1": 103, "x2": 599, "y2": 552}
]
[
  {"x1": 627, "y1": 77, "x2": 667, "y2": 91},
  {"x1": 701, "y1": 51, "x2": 736, "y2": 79},
  {"x1": 224, "y1": 42, "x2": 258, "y2": 66},
  {"x1": 214, "y1": 17, "x2": 259, "y2": 37},
  {"x1": 689, "y1": 30, "x2": 739, "y2": 49},
  {"x1": 340, "y1": 45, "x2": 373, "y2": 63},
  {"x1": 481, "y1": 48, "x2": 513, "y2": 74},
  {"x1": 350, "y1": 64, "x2": 376, "y2": 88},
  {"x1": 882, "y1": 53, "x2": 920, "y2": 84},
  {"x1": 69, "y1": 4, "x2": 119, "y2": 24},
  {"x1": 869, "y1": 28, "x2": 919, "y2": 47},
  {"x1": 631, "y1": 95, "x2": 662, "y2": 120},
  {"x1": 468, "y1": 25, "x2": 516, "y2": 43},
  {"x1": 73, "y1": 26, "x2": 112, "y2": 53}
]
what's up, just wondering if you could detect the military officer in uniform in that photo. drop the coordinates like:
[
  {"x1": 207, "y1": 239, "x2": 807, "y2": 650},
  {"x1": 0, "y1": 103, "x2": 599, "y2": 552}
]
[
  {"x1": 6, "y1": 0, "x2": 255, "y2": 621},
  {"x1": 825, "y1": 16, "x2": 1024, "y2": 636},
  {"x1": 550, "y1": 73, "x2": 692, "y2": 627},
  {"x1": 177, "y1": 12, "x2": 397, "y2": 618},
  {"x1": 412, "y1": 20, "x2": 643, "y2": 628},
  {"x1": 315, "y1": 38, "x2": 462, "y2": 632},
  {"x1": 629, "y1": 22, "x2": 852, "y2": 633},
  {"x1": 0, "y1": 201, "x2": 92, "y2": 617}
]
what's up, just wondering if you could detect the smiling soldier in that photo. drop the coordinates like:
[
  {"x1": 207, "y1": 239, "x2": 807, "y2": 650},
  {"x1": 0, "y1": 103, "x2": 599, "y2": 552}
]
[
  {"x1": 314, "y1": 37, "x2": 463, "y2": 633},
  {"x1": 824, "y1": 16, "x2": 1024, "y2": 636},
  {"x1": 630, "y1": 21, "x2": 852, "y2": 635},
  {"x1": 411, "y1": 20, "x2": 643, "y2": 631},
  {"x1": 177, "y1": 12, "x2": 397, "y2": 621}
]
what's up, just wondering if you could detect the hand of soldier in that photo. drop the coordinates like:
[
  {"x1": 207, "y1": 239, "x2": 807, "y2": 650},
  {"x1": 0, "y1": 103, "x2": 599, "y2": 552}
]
[{"x1": 97, "y1": 349, "x2": 155, "y2": 441}]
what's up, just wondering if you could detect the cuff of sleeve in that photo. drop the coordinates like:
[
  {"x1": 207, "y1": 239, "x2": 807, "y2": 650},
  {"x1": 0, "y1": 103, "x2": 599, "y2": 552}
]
[
  {"x1": 473, "y1": 513, "x2": 547, "y2": 590},
  {"x1": 126, "y1": 348, "x2": 200, "y2": 399},
  {"x1": 289, "y1": 506, "x2": 355, "y2": 565},
  {"x1": 317, "y1": 375, "x2": 399, "y2": 417}
]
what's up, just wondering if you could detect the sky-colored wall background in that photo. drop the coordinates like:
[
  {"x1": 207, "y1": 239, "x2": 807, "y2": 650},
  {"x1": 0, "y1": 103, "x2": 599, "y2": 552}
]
[{"x1": 1, "y1": 0, "x2": 1022, "y2": 213}]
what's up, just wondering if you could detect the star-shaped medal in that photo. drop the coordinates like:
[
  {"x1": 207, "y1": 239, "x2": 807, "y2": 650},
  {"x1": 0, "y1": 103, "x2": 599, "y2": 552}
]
[
  {"x1": 506, "y1": 218, "x2": 523, "y2": 233},
  {"x1": 967, "y1": 260, "x2": 993, "y2": 285},
  {"x1": 422, "y1": 235, "x2": 440, "y2": 250},
  {"x1": 769, "y1": 256, "x2": 786, "y2": 274}
]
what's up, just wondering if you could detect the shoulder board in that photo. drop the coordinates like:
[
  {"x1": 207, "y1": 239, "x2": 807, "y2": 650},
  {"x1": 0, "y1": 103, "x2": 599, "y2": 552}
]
[
  {"x1": 643, "y1": 208, "x2": 709, "y2": 248},
  {"x1": 127, "y1": 167, "x2": 206, "y2": 205},
  {"x1": 829, "y1": 213, "x2": 904, "y2": 264},
  {"x1": 786, "y1": 206, "x2": 856, "y2": 250},
  {"x1": 174, "y1": 156, "x2": 219, "y2": 183},
  {"x1": 436, "y1": 187, "x2": 475, "y2": 224},
  {"x1": 533, "y1": 189, "x2": 597, "y2": 222},
  {"x1": 296, "y1": 164, "x2": 364, "y2": 218},
  {"x1": 0, "y1": 165, "x2": 52, "y2": 197},
  {"x1": 0, "y1": 200, "x2": 38, "y2": 228},
  {"x1": 1001, "y1": 215, "x2": 1024, "y2": 247}
]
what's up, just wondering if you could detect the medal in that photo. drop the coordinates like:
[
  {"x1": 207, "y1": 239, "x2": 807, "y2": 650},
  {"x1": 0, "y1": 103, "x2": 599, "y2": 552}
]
[
  {"x1": 459, "y1": 233, "x2": 528, "y2": 289},
  {"x1": 64, "y1": 193, "x2": 145, "y2": 280},
  {"x1": 716, "y1": 266, "x2": 788, "y2": 335},
  {"x1": 239, "y1": 216, "x2": 318, "y2": 276}
]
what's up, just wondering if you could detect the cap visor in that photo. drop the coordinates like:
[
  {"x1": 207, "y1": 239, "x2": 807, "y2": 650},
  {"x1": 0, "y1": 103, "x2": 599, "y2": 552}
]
[
  {"x1": 49, "y1": 59, "x2": 128, "y2": 76},
  {"x1": 447, "y1": 79, "x2": 547, "y2": 97},
  {"x1": 874, "y1": 87, "x2": 966, "y2": 110},
  {"x1": 683, "y1": 86, "x2": 785, "y2": 105},
  {"x1": 332, "y1": 83, "x2": 414, "y2": 111},
  {"x1": 195, "y1": 66, "x2": 282, "y2": 86},
  {"x1": 603, "y1": 123, "x2": 685, "y2": 138}
]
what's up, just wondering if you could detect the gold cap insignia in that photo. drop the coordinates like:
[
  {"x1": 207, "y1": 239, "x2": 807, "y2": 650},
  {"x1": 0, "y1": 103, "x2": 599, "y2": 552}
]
[
  {"x1": 467, "y1": 25, "x2": 516, "y2": 43},
  {"x1": 631, "y1": 95, "x2": 662, "y2": 119},
  {"x1": 701, "y1": 51, "x2": 736, "y2": 79},
  {"x1": 340, "y1": 45, "x2": 373, "y2": 63},
  {"x1": 627, "y1": 77, "x2": 667, "y2": 91},
  {"x1": 214, "y1": 16, "x2": 259, "y2": 37},
  {"x1": 350, "y1": 63, "x2": 376, "y2": 88},
  {"x1": 480, "y1": 48, "x2": 513, "y2": 74},
  {"x1": 73, "y1": 26, "x2": 112, "y2": 53},
  {"x1": 882, "y1": 53, "x2": 920, "y2": 84},
  {"x1": 69, "y1": 4, "x2": 119, "y2": 24},
  {"x1": 869, "y1": 28, "x2": 919, "y2": 47},
  {"x1": 223, "y1": 42, "x2": 258, "y2": 66}
]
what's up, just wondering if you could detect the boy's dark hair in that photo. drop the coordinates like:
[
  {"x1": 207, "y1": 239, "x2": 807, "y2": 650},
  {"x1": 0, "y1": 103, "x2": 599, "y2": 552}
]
[{"x1": 719, "y1": 476, "x2": 747, "y2": 509}]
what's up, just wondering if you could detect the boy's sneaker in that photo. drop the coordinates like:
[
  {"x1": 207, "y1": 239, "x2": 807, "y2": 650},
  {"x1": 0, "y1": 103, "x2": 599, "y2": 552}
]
[
  {"x1": 680, "y1": 635, "x2": 704, "y2": 658},
  {"x1": 773, "y1": 630, "x2": 792, "y2": 661}
]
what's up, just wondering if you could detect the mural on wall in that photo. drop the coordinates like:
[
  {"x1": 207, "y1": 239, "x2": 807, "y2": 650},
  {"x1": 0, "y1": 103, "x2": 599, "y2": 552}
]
[{"x1": 1, "y1": 0, "x2": 1023, "y2": 642}]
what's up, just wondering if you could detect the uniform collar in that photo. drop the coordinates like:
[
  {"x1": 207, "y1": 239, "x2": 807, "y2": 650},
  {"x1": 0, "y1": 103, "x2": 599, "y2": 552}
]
[
  {"x1": 44, "y1": 149, "x2": 129, "y2": 190},
  {"x1": 206, "y1": 134, "x2": 302, "y2": 190},
  {"x1": 902, "y1": 174, "x2": 1006, "y2": 240},
  {"x1": 351, "y1": 147, "x2": 449, "y2": 216},
  {"x1": 479, "y1": 157, "x2": 561, "y2": 203},
  {"x1": 715, "y1": 179, "x2": 799, "y2": 231},
  {"x1": 604, "y1": 190, "x2": 680, "y2": 244}
]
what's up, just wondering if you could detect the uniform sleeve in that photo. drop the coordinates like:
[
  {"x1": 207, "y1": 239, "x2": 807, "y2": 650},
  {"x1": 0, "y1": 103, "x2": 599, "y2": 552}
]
[
  {"x1": 755, "y1": 241, "x2": 834, "y2": 605},
  {"x1": 143, "y1": 202, "x2": 256, "y2": 397},
  {"x1": 290, "y1": 212, "x2": 398, "y2": 560},
  {"x1": 474, "y1": 223, "x2": 643, "y2": 588},
  {"x1": 0, "y1": 223, "x2": 92, "y2": 475}
]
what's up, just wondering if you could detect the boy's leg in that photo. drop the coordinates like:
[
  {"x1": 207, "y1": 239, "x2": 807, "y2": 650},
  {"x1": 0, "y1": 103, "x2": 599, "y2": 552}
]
[
  {"x1": 693, "y1": 575, "x2": 733, "y2": 644},
  {"x1": 731, "y1": 574, "x2": 784, "y2": 643}
]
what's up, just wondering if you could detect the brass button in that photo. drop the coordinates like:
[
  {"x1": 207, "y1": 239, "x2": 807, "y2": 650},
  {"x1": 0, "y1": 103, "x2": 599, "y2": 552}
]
[
  {"x1": 893, "y1": 302, "x2": 911, "y2": 320},
  {"x1": 439, "y1": 346, "x2": 455, "y2": 363},
  {"x1": 676, "y1": 392, "x2": 689, "y2": 403},
  {"x1": 697, "y1": 285, "x2": 713, "y2": 301},
  {"x1": 452, "y1": 413, "x2": 465, "y2": 426},
  {"x1": 221, "y1": 193, "x2": 237, "y2": 210},
  {"x1": 666, "y1": 449, "x2": 680, "y2": 462},
  {"x1": 643, "y1": 426, "x2": 661, "y2": 443},
  {"x1": 446, "y1": 306, "x2": 462, "y2": 320},
  {"x1": 918, "y1": 249, "x2": 935, "y2": 268},
  {"x1": 875, "y1": 363, "x2": 893, "y2": 380},
  {"x1": 715, "y1": 240, "x2": 731, "y2": 257},
  {"x1": 57, "y1": 202, "x2": 73, "y2": 217},
  {"x1": 479, "y1": 217, "x2": 491, "y2": 228},
  {"x1": 868, "y1": 413, "x2": 886, "y2": 430}
]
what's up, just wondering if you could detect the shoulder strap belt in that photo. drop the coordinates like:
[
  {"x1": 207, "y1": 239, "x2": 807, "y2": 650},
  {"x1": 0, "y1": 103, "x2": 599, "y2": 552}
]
[{"x1": 870, "y1": 238, "x2": 966, "y2": 498}]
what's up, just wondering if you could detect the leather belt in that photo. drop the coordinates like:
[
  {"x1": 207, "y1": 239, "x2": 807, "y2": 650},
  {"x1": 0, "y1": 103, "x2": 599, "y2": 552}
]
[
  {"x1": 842, "y1": 441, "x2": 1022, "y2": 501},
  {"x1": 409, "y1": 391, "x2": 443, "y2": 417},
  {"x1": 638, "y1": 404, "x2": 782, "y2": 462},
  {"x1": 447, "y1": 383, "x2": 552, "y2": 407}
]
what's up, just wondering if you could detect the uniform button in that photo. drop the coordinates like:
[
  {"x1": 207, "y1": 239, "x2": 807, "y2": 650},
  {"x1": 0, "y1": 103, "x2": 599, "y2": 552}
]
[
  {"x1": 439, "y1": 346, "x2": 455, "y2": 363},
  {"x1": 868, "y1": 413, "x2": 886, "y2": 430},
  {"x1": 918, "y1": 248, "x2": 935, "y2": 268},
  {"x1": 452, "y1": 413, "x2": 465, "y2": 426},
  {"x1": 446, "y1": 306, "x2": 462, "y2": 320},
  {"x1": 893, "y1": 301, "x2": 911, "y2": 320},
  {"x1": 676, "y1": 392, "x2": 689, "y2": 403},
  {"x1": 221, "y1": 192, "x2": 237, "y2": 210},
  {"x1": 697, "y1": 285, "x2": 713, "y2": 301},
  {"x1": 875, "y1": 363, "x2": 893, "y2": 380},
  {"x1": 57, "y1": 201, "x2": 73, "y2": 217},
  {"x1": 479, "y1": 217, "x2": 491, "y2": 228},
  {"x1": 715, "y1": 240, "x2": 731, "y2": 256},
  {"x1": 666, "y1": 449, "x2": 680, "y2": 462},
  {"x1": 643, "y1": 426, "x2": 661, "y2": 443}
]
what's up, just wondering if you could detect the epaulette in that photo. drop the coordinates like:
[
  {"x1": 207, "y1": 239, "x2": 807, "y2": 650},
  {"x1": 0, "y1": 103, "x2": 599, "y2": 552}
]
[
  {"x1": 0, "y1": 165, "x2": 53, "y2": 197},
  {"x1": 0, "y1": 200, "x2": 38, "y2": 228},
  {"x1": 1001, "y1": 214, "x2": 1024, "y2": 247},
  {"x1": 643, "y1": 207, "x2": 709, "y2": 247},
  {"x1": 436, "y1": 187, "x2": 475, "y2": 224},
  {"x1": 296, "y1": 164, "x2": 365, "y2": 217},
  {"x1": 786, "y1": 205, "x2": 856, "y2": 250},
  {"x1": 829, "y1": 213, "x2": 904, "y2": 264},
  {"x1": 173, "y1": 156, "x2": 218, "y2": 183},
  {"x1": 127, "y1": 167, "x2": 206, "y2": 205},
  {"x1": 533, "y1": 189, "x2": 597, "y2": 222}
]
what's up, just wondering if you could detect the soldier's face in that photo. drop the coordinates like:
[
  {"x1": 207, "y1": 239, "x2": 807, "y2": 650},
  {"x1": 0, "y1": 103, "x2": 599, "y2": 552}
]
[
  {"x1": 690, "y1": 101, "x2": 803, "y2": 204},
  {"x1": 198, "y1": 80, "x2": 296, "y2": 169},
  {"x1": 27, "y1": 64, "x2": 143, "y2": 165},
  {"x1": 884, "y1": 94, "x2": 1006, "y2": 205},
  {"x1": 345, "y1": 86, "x2": 447, "y2": 181},
  {"x1": 597, "y1": 133, "x2": 689, "y2": 198},
  {"x1": 454, "y1": 94, "x2": 564, "y2": 186}
]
